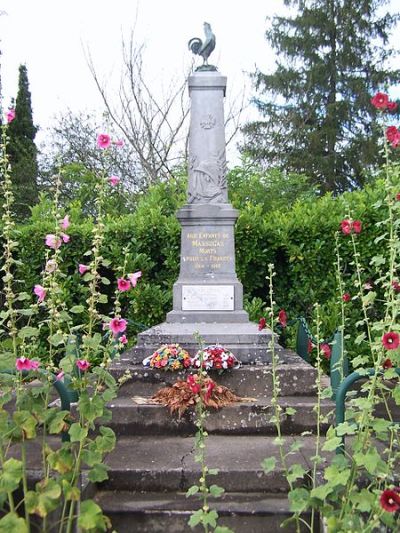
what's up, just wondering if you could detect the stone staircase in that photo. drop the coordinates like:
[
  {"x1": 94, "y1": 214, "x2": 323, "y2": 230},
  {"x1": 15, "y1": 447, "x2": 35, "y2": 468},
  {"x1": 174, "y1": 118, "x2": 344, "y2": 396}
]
[{"x1": 94, "y1": 350, "x2": 333, "y2": 532}]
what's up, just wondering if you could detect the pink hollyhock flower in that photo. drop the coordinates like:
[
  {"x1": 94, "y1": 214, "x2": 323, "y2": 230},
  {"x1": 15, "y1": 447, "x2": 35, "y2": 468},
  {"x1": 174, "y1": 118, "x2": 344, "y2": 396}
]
[
  {"x1": 352, "y1": 220, "x2": 362, "y2": 234},
  {"x1": 321, "y1": 344, "x2": 331, "y2": 359},
  {"x1": 386, "y1": 126, "x2": 398, "y2": 143},
  {"x1": 16, "y1": 356, "x2": 33, "y2": 371},
  {"x1": 30, "y1": 360, "x2": 40, "y2": 370},
  {"x1": 45, "y1": 234, "x2": 62, "y2": 249},
  {"x1": 76, "y1": 359, "x2": 90, "y2": 372},
  {"x1": 382, "y1": 331, "x2": 400, "y2": 350},
  {"x1": 119, "y1": 335, "x2": 128, "y2": 345},
  {"x1": 340, "y1": 219, "x2": 352, "y2": 235},
  {"x1": 342, "y1": 293, "x2": 351, "y2": 302},
  {"x1": 380, "y1": 488, "x2": 400, "y2": 512},
  {"x1": 6, "y1": 108, "x2": 16, "y2": 123},
  {"x1": 61, "y1": 233, "x2": 70, "y2": 243},
  {"x1": 383, "y1": 358, "x2": 393, "y2": 370},
  {"x1": 97, "y1": 133, "x2": 111, "y2": 149},
  {"x1": 114, "y1": 139, "x2": 124, "y2": 147},
  {"x1": 45, "y1": 259, "x2": 57, "y2": 273},
  {"x1": 387, "y1": 101, "x2": 398, "y2": 112},
  {"x1": 396, "y1": 193, "x2": 400, "y2": 201},
  {"x1": 60, "y1": 215, "x2": 70, "y2": 230},
  {"x1": 117, "y1": 278, "x2": 131, "y2": 291},
  {"x1": 56, "y1": 370, "x2": 65, "y2": 381},
  {"x1": 128, "y1": 271, "x2": 142, "y2": 287},
  {"x1": 371, "y1": 92, "x2": 389, "y2": 110},
  {"x1": 108, "y1": 175, "x2": 121, "y2": 186},
  {"x1": 392, "y1": 280, "x2": 400, "y2": 293},
  {"x1": 391, "y1": 132, "x2": 400, "y2": 148},
  {"x1": 258, "y1": 317, "x2": 266, "y2": 331},
  {"x1": 278, "y1": 309, "x2": 287, "y2": 328},
  {"x1": 364, "y1": 281, "x2": 373, "y2": 290},
  {"x1": 34, "y1": 284, "x2": 46, "y2": 303},
  {"x1": 79, "y1": 264, "x2": 89, "y2": 275},
  {"x1": 109, "y1": 317, "x2": 128, "y2": 336}
]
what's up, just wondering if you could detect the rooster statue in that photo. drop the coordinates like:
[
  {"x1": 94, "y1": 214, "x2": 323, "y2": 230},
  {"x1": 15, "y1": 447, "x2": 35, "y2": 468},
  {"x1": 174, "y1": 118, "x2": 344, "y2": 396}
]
[{"x1": 188, "y1": 22, "x2": 216, "y2": 71}]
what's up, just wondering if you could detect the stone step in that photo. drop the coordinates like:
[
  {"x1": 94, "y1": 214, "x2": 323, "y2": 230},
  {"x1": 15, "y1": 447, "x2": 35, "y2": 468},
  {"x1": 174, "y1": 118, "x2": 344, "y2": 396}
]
[
  {"x1": 111, "y1": 362, "x2": 320, "y2": 398},
  {"x1": 100, "y1": 435, "x2": 319, "y2": 493},
  {"x1": 95, "y1": 490, "x2": 313, "y2": 533},
  {"x1": 106, "y1": 396, "x2": 333, "y2": 436}
]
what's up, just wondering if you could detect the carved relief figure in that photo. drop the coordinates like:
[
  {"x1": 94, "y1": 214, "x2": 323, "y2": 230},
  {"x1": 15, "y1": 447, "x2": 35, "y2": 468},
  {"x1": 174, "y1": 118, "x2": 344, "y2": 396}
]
[{"x1": 188, "y1": 153, "x2": 227, "y2": 204}]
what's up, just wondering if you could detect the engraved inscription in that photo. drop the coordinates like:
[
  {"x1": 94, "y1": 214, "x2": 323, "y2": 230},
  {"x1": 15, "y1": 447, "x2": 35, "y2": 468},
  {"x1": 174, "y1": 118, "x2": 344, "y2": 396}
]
[
  {"x1": 182, "y1": 231, "x2": 233, "y2": 271},
  {"x1": 182, "y1": 285, "x2": 234, "y2": 311}
]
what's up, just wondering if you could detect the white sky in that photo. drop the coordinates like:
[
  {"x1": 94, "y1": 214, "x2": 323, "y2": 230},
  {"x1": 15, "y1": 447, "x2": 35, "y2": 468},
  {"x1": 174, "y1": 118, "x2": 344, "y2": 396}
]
[
  {"x1": 0, "y1": 0, "x2": 399, "y2": 150},
  {"x1": 0, "y1": 0, "x2": 281, "y2": 133}
]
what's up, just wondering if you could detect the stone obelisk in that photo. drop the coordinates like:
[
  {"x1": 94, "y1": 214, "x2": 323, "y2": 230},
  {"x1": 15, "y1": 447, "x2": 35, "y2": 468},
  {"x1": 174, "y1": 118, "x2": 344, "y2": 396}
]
[{"x1": 126, "y1": 23, "x2": 274, "y2": 364}]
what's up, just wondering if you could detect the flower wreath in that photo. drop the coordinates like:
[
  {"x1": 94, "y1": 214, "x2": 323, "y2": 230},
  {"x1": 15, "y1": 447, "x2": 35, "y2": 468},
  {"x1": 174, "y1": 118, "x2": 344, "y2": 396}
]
[
  {"x1": 143, "y1": 343, "x2": 191, "y2": 371},
  {"x1": 192, "y1": 344, "x2": 241, "y2": 373}
]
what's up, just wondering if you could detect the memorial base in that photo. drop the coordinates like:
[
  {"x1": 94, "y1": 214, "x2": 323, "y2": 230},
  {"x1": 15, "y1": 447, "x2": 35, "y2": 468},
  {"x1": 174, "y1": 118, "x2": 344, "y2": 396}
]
[{"x1": 123, "y1": 322, "x2": 291, "y2": 365}]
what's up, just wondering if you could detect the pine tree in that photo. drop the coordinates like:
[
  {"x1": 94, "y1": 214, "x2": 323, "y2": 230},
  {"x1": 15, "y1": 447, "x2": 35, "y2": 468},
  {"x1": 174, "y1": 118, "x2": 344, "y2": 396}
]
[
  {"x1": 241, "y1": 0, "x2": 400, "y2": 193},
  {"x1": 7, "y1": 64, "x2": 38, "y2": 218}
]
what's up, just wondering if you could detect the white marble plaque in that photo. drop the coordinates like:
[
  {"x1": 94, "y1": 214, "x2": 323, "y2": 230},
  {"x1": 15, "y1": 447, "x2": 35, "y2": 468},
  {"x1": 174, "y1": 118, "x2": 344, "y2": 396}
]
[{"x1": 182, "y1": 285, "x2": 234, "y2": 311}]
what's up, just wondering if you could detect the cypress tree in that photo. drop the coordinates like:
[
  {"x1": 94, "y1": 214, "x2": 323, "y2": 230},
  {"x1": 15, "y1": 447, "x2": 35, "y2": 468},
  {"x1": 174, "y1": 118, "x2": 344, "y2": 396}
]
[
  {"x1": 241, "y1": 0, "x2": 400, "y2": 193},
  {"x1": 7, "y1": 64, "x2": 38, "y2": 218}
]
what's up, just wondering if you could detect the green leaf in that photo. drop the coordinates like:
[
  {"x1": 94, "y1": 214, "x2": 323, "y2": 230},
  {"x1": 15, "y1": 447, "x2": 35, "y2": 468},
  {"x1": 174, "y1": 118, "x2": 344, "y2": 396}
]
[
  {"x1": 26, "y1": 479, "x2": 62, "y2": 518},
  {"x1": 101, "y1": 277, "x2": 110, "y2": 285},
  {"x1": 47, "y1": 448, "x2": 74, "y2": 474},
  {"x1": 287, "y1": 464, "x2": 306, "y2": 483},
  {"x1": 95, "y1": 426, "x2": 116, "y2": 453},
  {"x1": 209, "y1": 484, "x2": 224, "y2": 497},
  {"x1": 214, "y1": 527, "x2": 235, "y2": 533},
  {"x1": 208, "y1": 468, "x2": 219, "y2": 475},
  {"x1": 48, "y1": 411, "x2": 70, "y2": 434},
  {"x1": 288, "y1": 487, "x2": 309, "y2": 513},
  {"x1": 88, "y1": 463, "x2": 109, "y2": 483},
  {"x1": 324, "y1": 464, "x2": 351, "y2": 486},
  {"x1": 202, "y1": 509, "x2": 218, "y2": 528},
  {"x1": 261, "y1": 456, "x2": 276, "y2": 474},
  {"x1": 310, "y1": 484, "x2": 333, "y2": 500},
  {"x1": 186, "y1": 485, "x2": 199, "y2": 497},
  {"x1": 98, "y1": 294, "x2": 108, "y2": 304},
  {"x1": 48, "y1": 333, "x2": 65, "y2": 347},
  {"x1": 70, "y1": 305, "x2": 85, "y2": 314},
  {"x1": 78, "y1": 499, "x2": 109, "y2": 532},
  {"x1": 0, "y1": 513, "x2": 28, "y2": 532},
  {"x1": 322, "y1": 436, "x2": 343, "y2": 452},
  {"x1": 0, "y1": 459, "x2": 23, "y2": 492},
  {"x1": 13, "y1": 411, "x2": 37, "y2": 439},
  {"x1": 188, "y1": 509, "x2": 203, "y2": 528},
  {"x1": 335, "y1": 421, "x2": 357, "y2": 436},
  {"x1": 354, "y1": 448, "x2": 382, "y2": 475},
  {"x1": 285, "y1": 407, "x2": 297, "y2": 416},
  {"x1": 17, "y1": 326, "x2": 39, "y2": 339},
  {"x1": 68, "y1": 423, "x2": 88, "y2": 443}
]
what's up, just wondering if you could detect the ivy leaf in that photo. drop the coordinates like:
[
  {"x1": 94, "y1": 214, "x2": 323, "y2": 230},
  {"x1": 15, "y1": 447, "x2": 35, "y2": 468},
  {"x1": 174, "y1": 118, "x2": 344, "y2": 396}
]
[{"x1": 261, "y1": 456, "x2": 276, "y2": 474}]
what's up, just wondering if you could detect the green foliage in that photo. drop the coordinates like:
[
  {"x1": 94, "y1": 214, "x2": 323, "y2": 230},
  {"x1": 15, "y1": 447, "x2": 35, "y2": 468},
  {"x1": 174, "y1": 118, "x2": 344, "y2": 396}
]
[
  {"x1": 241, "y1": 0, "x2": 400, "y2": 193},
  {"x1": 7, "y1": 65, "x2": 38, "y2": 219}
]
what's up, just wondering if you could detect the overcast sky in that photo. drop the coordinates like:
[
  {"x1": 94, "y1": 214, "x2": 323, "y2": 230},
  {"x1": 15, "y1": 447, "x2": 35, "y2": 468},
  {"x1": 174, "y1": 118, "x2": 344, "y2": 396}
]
[{"x1": 1, "y1": 0, "x2": 399, "y2": 148}]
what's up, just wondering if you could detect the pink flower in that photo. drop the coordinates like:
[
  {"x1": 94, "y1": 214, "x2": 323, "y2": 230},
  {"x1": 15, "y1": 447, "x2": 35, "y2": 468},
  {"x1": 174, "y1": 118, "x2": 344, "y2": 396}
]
[
  {"x1": 45, "y1": 259, "x2": 57, "y2": 273},
  {"x1": 16, "y1": 356, "x2": 33, "y2": 371},
  {"x1": 61, "y1": 233, "x2": 70, "y2": 243},
  {"x1": 119, "y1": 335, "x2": 128, "y2": 345},
  {"x1": 55, "y1": 370, "x2": 65, "y2": 381},
  {"x1": 321, "y1": 344, "x2": 331, "y2": 359},
  {"x1": 396, "y1": 193, "x2": 400, "y2": 201},
  {"x1": 30, "y1": 360, "x2": 40, "y2": 370},
  {"x1": 387, "y1": 101, "x2": 398, "y2": 112},
  {"x1": 342, "y1": 293, "x2": 351, "y2": 302},
  {"x1": 60, "y1": 215, "x2": 70, "y2": 230},
  {"x1": 390, "y1": 132, "x2": 400, "y2": 148},
  {"x1": 114, "y1": 139, "x2": 124, "y2": 147},
  {"x1": 34, "y1": 284, "x2": 46, "y2": 303},
  {"x1": 79, "y1": 264, "x2": 89, "y2": 275},
  {"x1": 382, "y1": 332, "x2": 400, "y2": 350},
  {"x1": 127, "y1": 271, "x2": 142, "y2": 287},
  {"x1": 108, "y1": 175, "x2": 121, "y2": 186},
  {"x1": 386, "y1": 126, "x2": 399, "y2": 143},
  {"x1": 340, "y1": 219, "x2": 352, "y2": 235},
  {"x1": 117, "y1": 278, "x2": 131, "y2": 291},
  {"x1": 45, "y1": 234, "x2": 62, "y2": 249},
  {"x1": 6, "y1": 108, "x2": 16, "y2": 123},
  {"x1": 371, "y1": 92, "x2": 389, "y2": 110},
  {"x1": 364, "y1": 281, "x2": 373, "y2": 290},
  {"x1": 76, "y1": 359, "x2": 90, "y2": 372},
  {"x1": 97, "y1": 133, "x2": 111, "y2": 149},
  {"x1": 392, "y1": 280, "x2": 400, "y2": 293},
  {"x1": 278, "y1": 309, "x2": 287, "y2": 328},
  {"x1": 352, "y1": 220, "x2": 362, "y2": 234},
  {"x1": 258, "y1": 317, "x2": 266, "y2": 331},
  {"x1": 307, "y1": 339, "x2": 314, "y2": 354},
  {"x1": 109, "y1": 317, "x2": 128, "y2": 336}
]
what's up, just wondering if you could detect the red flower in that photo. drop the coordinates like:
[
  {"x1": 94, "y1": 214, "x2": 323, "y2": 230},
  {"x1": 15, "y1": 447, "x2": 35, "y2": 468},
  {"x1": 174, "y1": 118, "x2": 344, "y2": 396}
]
[
  {"x1": 391, "y1": 132, "x2": 400, "y2": 148},
  {"x1": 321, "y1": 344, "x2": 331, "y2": 359},
  {"x1": 383, "y1": 358, "x2": 393, "y2": 369},
  {"x1": 396, "y1": 193, "x2": 400, "y2": 201},
  {"x1": 387, "y1": 101, "x2": 398, "y2": 112},
  {"x1": 187, "y1": 375, "x2": 201, "y2": 394},
  {"x1": 352, "y1": 220, "x2": 362, "y2": 234},
  {"x1": 386, "y1": 126, "x2": 399, "y2": 143},
  {"x1": 258, "y1": 317, "x2": 266, "y2": 331},
  {"x1": 392, "y1": 281, "x2": 400, "y2": 293},
  {"x1": 205, "y1": 380, "x2": 215, "y2": 400},
  {"x1": 278, "y1": 309, "x2": 287, "y2": 328},
  {"x1": 342, "y1": 293, "x2": 351, "y2": 302},
  {"x1": 371, "y1": 92, "x2": 389, "y2": 110},
  {"x1": 380, "y1": 489, "x2": 400, "y2": 512},
  {"x1": 382, "y1": 331, "x2": 400, "y2": 350},
  {"x1": 307, "y1": 339, "x2": 314, "y2": 354},
  {"x1": 341, "y1": 219, "x2": 352, "y2": 235}
]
